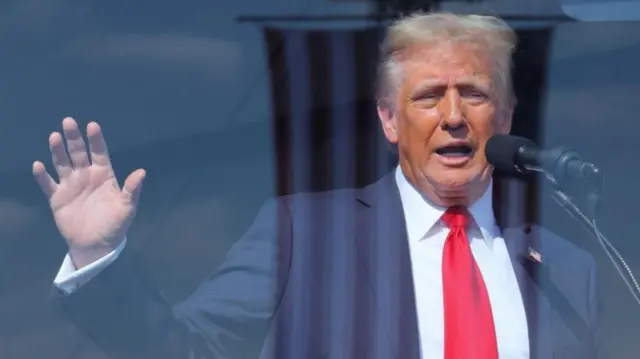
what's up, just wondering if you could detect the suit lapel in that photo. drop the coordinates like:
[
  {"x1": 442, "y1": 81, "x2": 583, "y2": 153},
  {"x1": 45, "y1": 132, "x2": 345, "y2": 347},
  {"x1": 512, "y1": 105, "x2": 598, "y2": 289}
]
[
  {"x1": 493, "y1": 176, "x2": 553, "y2": 358},
  {"x1": 354, "y1": 172, "x2": 420, "y2": 359},
  {"x1": 503, "y1": 224, "x2": 554, "y2": 359}
]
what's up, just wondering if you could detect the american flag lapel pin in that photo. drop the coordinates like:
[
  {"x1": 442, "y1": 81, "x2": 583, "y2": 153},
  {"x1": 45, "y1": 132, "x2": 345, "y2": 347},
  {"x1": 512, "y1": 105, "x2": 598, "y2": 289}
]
[{"x1": 527, "y1": 246, "x2": 543, "y2": 264}]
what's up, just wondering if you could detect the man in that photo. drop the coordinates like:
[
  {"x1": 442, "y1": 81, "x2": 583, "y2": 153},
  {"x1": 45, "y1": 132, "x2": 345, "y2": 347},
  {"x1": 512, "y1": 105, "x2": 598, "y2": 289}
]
[{"x1": 34, "y1": 12, "x2": 604, "y2": 359}]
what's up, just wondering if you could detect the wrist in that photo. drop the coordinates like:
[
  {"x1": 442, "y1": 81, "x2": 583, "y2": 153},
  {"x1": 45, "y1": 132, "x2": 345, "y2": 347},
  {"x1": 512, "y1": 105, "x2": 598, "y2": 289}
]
[{"x1": 68, "y1": 242, "x2": 121, "y2": 269}]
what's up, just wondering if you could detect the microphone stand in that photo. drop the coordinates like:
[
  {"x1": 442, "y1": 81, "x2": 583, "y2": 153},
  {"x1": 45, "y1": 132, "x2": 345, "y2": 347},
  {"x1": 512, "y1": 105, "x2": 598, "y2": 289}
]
[
  {"x1": 548, "y1": 166, "x2": 640, "y2": 304},
  {"x1": 549, "y1": 164, "x2": 601, "y2": 238}
]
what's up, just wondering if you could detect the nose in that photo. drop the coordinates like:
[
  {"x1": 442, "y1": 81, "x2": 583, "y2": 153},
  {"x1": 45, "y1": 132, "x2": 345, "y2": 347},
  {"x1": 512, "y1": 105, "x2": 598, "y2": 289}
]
[{"x1": 440, "y1": 89, "x2": 465, "y2": 129}]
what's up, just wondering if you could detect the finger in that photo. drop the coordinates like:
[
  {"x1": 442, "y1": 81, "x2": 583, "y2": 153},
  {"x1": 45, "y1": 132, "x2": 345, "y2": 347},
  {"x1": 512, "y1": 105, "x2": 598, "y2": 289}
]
[
  {"x1": 49, "y1": 132, "x2": 72, "y2": 179},
  {"x1": 62, "y1": 117, "x2": 90, "y2": 168},
  {"x1": 87, "y1": 121, "x2": 112, "y2": 168},
  {"x1": 32, "y1": 161, "x2": 57, "y2": 199},
  {"x1": 122, "y1": 169, "x2": 146, "y2": 206}
]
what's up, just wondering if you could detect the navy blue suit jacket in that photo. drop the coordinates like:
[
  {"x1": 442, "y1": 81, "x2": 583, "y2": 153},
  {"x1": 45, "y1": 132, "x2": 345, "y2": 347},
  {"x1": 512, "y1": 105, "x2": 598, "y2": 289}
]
[{"x1": 52, "y1": 171, "x2": 606, "y2": 359}]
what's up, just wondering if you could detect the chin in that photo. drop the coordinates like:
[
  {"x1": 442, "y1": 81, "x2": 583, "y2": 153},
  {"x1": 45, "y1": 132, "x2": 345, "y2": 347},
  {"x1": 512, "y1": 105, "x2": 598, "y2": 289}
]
[
  {"x1": 432, "y1": 173, "x2": 476, "y2": 191},
  {"x1": 416, "y1": 164, "x2": 490, "y2": 206},
  {"x1": 428, "y1": 171, "x2": 482, "y2": 195},
  {"x1": 434, "y1": 182, "x2": 471, "y2": 196}
]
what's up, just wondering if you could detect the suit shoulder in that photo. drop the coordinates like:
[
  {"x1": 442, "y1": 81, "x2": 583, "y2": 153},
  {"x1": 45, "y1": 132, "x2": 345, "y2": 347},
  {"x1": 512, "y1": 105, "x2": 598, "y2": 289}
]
[
  {"x1": 275, "y1": 188, "x2": 360, "y2": 209},
  {"x1": 534, "y1": 225, "x2": 596, "y2": 268}
]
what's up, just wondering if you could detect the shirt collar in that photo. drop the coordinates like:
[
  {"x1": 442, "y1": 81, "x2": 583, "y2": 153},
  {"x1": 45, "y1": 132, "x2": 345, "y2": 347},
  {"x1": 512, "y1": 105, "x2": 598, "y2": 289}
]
[{"x1": 394, "y1": 165, "x2": 497, "y2": 246}]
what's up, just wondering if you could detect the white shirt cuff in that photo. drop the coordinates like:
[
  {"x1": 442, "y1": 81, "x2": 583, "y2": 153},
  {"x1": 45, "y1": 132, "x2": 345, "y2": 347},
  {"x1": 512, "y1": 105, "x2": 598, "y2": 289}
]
[{"x1": 53, "y1": 238, "x2": 127, "y2": 294}]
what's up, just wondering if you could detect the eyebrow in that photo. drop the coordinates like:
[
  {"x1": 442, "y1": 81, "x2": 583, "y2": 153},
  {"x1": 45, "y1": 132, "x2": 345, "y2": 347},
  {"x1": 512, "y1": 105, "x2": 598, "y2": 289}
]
[{"x1": 413, "y1": 77, "x2": 492, "y2": 91}]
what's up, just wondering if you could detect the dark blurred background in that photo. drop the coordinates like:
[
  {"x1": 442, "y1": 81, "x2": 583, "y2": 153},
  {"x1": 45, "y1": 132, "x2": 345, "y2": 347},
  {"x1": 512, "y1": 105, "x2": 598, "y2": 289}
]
[{"x1": 1, "y1": 0, "x2": 640, "y2": 357}]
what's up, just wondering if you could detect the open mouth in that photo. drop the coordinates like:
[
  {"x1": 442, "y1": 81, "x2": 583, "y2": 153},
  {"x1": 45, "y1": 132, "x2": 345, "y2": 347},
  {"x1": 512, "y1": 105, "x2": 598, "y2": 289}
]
[{"x1": 435, "y1": 144, "x2": 474, "y2": 157}]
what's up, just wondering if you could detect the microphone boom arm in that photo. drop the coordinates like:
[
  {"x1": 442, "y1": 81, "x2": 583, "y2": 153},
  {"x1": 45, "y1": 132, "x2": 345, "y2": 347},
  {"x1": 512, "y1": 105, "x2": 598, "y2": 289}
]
[{"x1": 547, "y1": 167, "x2": 640, "y2": 305}]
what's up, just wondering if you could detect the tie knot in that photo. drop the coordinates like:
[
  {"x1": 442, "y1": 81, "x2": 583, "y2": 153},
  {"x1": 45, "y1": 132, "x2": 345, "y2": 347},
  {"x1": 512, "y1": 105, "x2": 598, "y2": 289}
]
[{"x1": 441, "y1": 206, "x2": 469, "y2": 229}]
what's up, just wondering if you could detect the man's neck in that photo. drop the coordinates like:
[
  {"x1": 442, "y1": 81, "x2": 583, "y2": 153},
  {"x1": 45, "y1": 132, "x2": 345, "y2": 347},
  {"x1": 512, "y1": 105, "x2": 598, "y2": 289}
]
[{"x1": 394, "y1": 165, "x2": 497, "y2": 242}]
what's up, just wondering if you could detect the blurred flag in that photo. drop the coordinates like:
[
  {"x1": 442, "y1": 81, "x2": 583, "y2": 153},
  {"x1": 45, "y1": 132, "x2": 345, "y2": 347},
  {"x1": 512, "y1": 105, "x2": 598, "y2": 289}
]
[{"x1": 263, "y1": 26, "x2": 389, "y2": 196}]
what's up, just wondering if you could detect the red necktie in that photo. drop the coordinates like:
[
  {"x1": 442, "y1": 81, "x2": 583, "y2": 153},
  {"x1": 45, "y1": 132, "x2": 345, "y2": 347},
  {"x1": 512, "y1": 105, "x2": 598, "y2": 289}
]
[{"x1": 442, "y1": 206, "x2": 498, "y2": 359}]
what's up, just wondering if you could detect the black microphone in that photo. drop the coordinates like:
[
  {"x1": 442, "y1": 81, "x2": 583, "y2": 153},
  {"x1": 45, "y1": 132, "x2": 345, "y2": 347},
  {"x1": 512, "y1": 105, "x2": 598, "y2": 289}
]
[{"x1": 485, "y1": 134, "x2": 598, "y2": 185}]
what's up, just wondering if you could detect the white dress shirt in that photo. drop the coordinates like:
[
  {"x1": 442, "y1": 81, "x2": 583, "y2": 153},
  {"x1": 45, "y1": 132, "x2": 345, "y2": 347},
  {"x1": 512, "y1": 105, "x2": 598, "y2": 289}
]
[
  {"x1": 395, "y1": 166, "x2": 529, "y2": 359},
  {"x1": 54, "y1": 165, "x2": 530, "y2": 358},
  {"x1": 54, "y1": 238, "x2": 125, "y2": 293}
]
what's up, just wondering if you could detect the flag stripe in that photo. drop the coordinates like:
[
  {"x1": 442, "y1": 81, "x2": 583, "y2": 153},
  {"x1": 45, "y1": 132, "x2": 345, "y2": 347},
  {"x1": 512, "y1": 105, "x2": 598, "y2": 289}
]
[
  {"x1": 330, "y1": 31, "x2": 357, "y2": 189},
  {"x1": 327, "y1": 29, "x2": 357, "y2": 358},
  {"x1": 308, "y1": 31, "x2": 333, "y2": 192},
  {"x1": 305, "y1": 30, "x2": 333, "y2": 358},
  {"x1": 353, "y1": 28, "x2": 386, "y2": 186},
  {"x1": 285, "y1": 31, "x2": 312, "y2": 194},
  {"x1": 263, "y1": 28, "x2": 292, "y2": 359},
  {"x1": 350, "y1": 29, "x2": 382, "y2": 358},
  {"x1": 282, "y1": 30, "x2": 312, "y2": 359},
  {"x1": 264, "y1": 29, "x2": 292, "y2": 197}
]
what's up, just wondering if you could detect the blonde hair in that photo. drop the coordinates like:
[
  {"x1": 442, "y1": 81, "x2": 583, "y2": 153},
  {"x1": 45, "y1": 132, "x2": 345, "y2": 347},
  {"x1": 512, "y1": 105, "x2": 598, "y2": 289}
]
[{"x1": 376, "y1": 11, "x2": 518, "y2": 109}]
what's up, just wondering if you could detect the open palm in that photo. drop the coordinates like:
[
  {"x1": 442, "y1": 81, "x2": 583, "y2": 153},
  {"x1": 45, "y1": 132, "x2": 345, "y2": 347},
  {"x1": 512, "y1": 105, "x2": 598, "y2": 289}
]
[{"x1": 33, "y1": 117, "x2": 145, "y2": 266}]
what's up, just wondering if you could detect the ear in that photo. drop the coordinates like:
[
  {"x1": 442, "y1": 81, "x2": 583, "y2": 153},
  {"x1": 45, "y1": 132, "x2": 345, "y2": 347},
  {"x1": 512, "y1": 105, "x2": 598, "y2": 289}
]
[{"x1": 377, "y1": 100, "x2": 398, "y2": 144}]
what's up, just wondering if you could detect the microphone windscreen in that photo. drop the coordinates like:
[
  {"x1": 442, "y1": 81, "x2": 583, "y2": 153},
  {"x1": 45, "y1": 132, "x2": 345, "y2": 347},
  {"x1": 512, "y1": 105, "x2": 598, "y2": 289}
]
[{"x1": 485, "y1": 134, "x2": 535, "y2": 171}]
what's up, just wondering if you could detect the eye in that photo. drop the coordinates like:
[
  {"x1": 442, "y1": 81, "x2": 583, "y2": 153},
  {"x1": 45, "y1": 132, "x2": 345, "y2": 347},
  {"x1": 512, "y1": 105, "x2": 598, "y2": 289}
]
[
  {"x1": 411, "y1": 88, "x2": 445, "y2": 105},
  {"x1": 421, "y1": 93, "x2": 442, "y2": 100},
  {"x1": 413, "y1": 94, "x2": 442, "y2": 108},
  {"x1": 460, "y1": 88, "x2": 488, "y2": 103}
]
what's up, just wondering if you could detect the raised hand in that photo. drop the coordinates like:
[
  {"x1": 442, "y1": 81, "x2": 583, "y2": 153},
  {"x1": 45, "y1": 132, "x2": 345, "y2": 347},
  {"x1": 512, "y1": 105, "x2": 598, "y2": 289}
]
[{"x1": 33, "y1": 117, "x2": 146, "y2": 269}]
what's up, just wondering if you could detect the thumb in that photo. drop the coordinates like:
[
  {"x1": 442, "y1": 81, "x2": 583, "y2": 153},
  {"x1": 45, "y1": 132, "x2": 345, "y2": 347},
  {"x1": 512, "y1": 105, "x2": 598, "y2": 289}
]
[{"x1": 122, "y1": 168, "x2": 146, "y2": 206}]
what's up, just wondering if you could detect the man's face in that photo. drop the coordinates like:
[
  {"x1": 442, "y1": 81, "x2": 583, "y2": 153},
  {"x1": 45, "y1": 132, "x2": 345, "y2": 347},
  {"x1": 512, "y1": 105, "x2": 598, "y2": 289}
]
[{"x1": 378, "y1": 41, "x2": 512, "y2": 206}]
